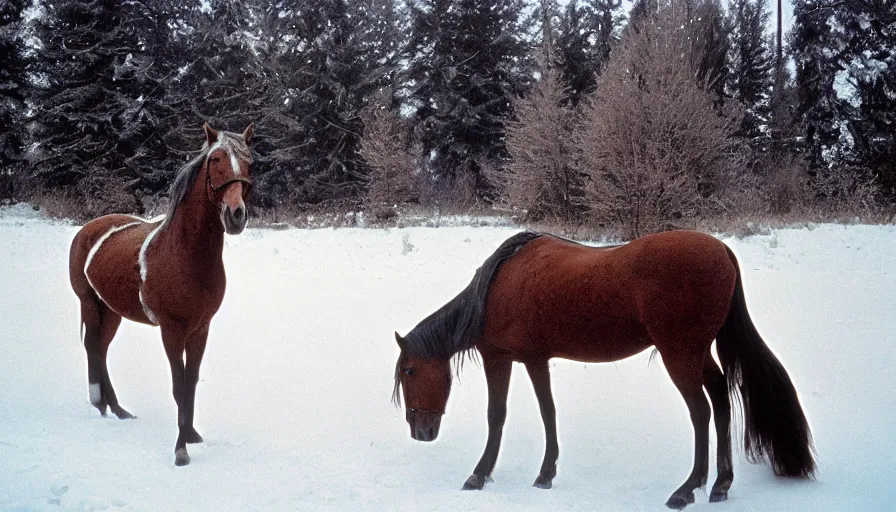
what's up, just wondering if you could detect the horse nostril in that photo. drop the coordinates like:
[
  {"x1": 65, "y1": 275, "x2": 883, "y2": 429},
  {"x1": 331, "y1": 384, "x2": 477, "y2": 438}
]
[{"x1": 233, "y1": 206, "x2": 246, "y2": 223}]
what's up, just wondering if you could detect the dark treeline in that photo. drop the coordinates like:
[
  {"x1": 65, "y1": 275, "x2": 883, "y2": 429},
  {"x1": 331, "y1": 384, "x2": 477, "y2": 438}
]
[{"x1": 0, "y1": 0, "x2": 892, "y2": 231}]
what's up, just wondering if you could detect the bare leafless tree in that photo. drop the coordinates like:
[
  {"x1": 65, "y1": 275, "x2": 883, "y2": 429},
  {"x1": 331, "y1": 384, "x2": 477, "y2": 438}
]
[
  {"x1": 577, "y1": 0, "x2": 741, "y2": 238},
  {"x1": 500, "y1": 61, "x2": 583, "y2": 222},
  {"x1": 359, "y1": 94, "x2": 416, "y2": 218}
]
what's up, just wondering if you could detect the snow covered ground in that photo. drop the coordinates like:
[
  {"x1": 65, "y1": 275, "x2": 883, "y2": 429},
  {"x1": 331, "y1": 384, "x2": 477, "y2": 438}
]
[{"x1": 1, "y1": 205, "x2": 894, "y2": 511}]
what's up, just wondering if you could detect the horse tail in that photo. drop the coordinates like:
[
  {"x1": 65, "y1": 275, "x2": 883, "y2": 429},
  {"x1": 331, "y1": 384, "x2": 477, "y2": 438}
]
[{"x1": 715, "y1": 246, "x2": 816, "y2": 479}]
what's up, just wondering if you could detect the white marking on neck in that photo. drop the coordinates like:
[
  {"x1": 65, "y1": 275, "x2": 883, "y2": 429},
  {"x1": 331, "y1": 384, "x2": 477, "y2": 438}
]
[
  {"x1": 89, "y1": 383, "x2": 102, "y2": 406},
  {"x1": 139, "y1": 288, "x2": 159, "y2": 326},
  {"x1": 139, "y1": 224, "x2": 163, "y2": 282},
  {"x1": 85, "y1": 222, "x2": 141, "y2": 277},
  {"x1": 126, "y1": 214, "x2": 166, "y2": 223}
]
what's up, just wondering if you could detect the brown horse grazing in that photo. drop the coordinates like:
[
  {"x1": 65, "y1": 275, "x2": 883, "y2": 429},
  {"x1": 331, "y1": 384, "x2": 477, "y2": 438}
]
[
  {"x1": 69, "y1": 123, "x2": 253, "y2": 466},
  {"x1": 393, "y1": 231, "x2": 816, "y2": 509}
]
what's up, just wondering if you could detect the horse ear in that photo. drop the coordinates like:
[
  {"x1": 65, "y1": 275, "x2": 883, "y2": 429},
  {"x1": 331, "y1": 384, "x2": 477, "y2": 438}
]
[
  {"x1": 203, "y1": 122, "x2": 219, "y2": 145},
  {"x1": 394, "y1": 331, "x2": 406, "y2": 351},
  {"x1": 242, "y1": 123, "x2": 254, "y2": 143}
]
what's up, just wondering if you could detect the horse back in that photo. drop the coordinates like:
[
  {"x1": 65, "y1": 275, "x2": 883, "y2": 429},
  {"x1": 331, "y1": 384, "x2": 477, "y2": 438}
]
[
  {"x1": 481, "y1": 231, "x2": 737, "y2": 363},
  {"x1": 70, "y1": 214, "x2": 160, "y2": 324}
]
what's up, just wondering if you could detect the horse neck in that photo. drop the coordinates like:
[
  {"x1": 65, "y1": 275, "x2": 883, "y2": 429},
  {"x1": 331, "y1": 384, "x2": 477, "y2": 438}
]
[{"x1": 160, "y1": 164, "x2": 225, "y2": 264}]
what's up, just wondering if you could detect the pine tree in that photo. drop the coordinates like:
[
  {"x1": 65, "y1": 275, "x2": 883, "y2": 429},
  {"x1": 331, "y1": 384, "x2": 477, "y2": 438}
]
[
  {"x1": 690, "y1": 0, "x2": 731, "y2": 104},
  {"x1": 29, "y1": 0, "x2": 167, "y2": 216},
  {"x1": 790, "y1": 0, "x2": 847, "y2": 171},
  {"x1": 838, "y1": 0, "x2": 896, "y2": 198},
  {"x1": 727, "y1": 0, "x2": 774, "y2": 143},
  {"x1": 256, "y1": 0, "x2": 403, "y2": 208},
  {"x1": 168, "y1": 1, "x2": 267, "y2": 141},
  {"x1": 629, "y1": 0, "x2": 729, "y2": 105},
  {"x1": 0, "y1": 0, "x2": 28, "y2": 200},
  {"x1": 789, "y1": 0, "x2": 895, "y2": 200},
  {"x1": 403, "y1": 0, "x2": 531, "y2": 204},
  {"x1": 554, "y1": 0, "x2": 624, "y2": 107}
]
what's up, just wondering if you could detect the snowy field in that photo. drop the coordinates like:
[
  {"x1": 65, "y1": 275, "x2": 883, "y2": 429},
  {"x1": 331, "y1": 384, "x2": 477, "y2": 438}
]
[{"x1": 1, "y1": 205, "x2": 894, "y2": 511}]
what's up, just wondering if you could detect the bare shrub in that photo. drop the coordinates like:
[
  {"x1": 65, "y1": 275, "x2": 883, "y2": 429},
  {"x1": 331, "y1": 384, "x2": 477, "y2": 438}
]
[
  {"x1": 21, "y1": 167, "x2": 139, "y2": 222},
  {"x1": 813, "y1": 166, "x2": 880, "y2": 214},
  {"x1": 359, "y1": 93, "x2": 416, "y2": 220},
  {"x1": 763, "y1": 156, "x2": 813, "y2": 214},
  {"x1": 499, "y1": 64, "x2": 584, "y2": 223},
  {"x1": 577, "y1": 1, "x2": 741, "y2": 239},
  {"x1": 75, "y1": 169, "x2": 140, "y2": 219}
]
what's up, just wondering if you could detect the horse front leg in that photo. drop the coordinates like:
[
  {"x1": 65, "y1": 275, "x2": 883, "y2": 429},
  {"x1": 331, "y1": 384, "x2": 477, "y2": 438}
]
[
  {"x1": 181, "y1": 326, "x2": 209, "y2": 445},
  {"x1": 463, "y1": 354, "x2": 512, "y2": 490},
  {"x1": 161, "y1": 323, "x2": 190, "y2": 466},
  {"x1": 525, "y1": 360, "x2": 559, "y2": 489}
]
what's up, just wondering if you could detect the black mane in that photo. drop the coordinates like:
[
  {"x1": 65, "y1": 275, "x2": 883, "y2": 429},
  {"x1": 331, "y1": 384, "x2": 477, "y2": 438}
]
[
  {"x1": 403, "y1": 231, "x2": 542, "y2": 361},
  {"x1": 392, "y1": 231, "x2": 541, "y2": 405}
]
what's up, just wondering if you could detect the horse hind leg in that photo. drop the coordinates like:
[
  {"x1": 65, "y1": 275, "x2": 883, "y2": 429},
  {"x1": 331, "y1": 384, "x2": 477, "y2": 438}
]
[
  {"x1": 81, "y1": 294, "x2": 133, "y2": 419},
  {"x1": 80, "y1": 295, "x2": 108, "y2": 416},
  {"x1": 660, "y1": 349, "x2": 712, "y2": 510},
  {"x1": 97, "y1": 308, "x2": 133, "y2": 419},
  {"x1": 703, "y1": 356, "x2": 733, "y2": 502}
]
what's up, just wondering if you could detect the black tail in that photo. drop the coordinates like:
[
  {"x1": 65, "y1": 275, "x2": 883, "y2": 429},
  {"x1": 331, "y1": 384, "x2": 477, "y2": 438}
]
[{"x1": 716, "y1": 246, "x2": 816, "y2": 478}]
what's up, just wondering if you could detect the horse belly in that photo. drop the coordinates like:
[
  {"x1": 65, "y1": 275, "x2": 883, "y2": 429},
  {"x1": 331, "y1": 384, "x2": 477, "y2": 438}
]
[
  {"x1": 84, "y1": 229, "x2": 155, "y2": 325},
  {"x1": 541, "y1": 319, "x2": 653, "y2": 363}
]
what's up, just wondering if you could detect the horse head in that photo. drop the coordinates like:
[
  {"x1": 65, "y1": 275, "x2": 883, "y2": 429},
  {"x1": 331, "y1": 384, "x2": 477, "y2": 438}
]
[
  {"x1": 393, "y1": 332, "x2": 451, "y2": 442},
  {"x1": 203, "y1": 123, "x2": 254, "y2": 235}
]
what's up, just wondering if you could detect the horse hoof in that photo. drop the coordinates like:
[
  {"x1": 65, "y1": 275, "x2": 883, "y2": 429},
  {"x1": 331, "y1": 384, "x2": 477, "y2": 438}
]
[
  {"x1": 709, "y1": 490, "x2": 728, "y2": 503},
  {"x1": 111, "y1": 407, "x2": 135, "y2": 420},
  {"x1": 665, "y1": 492, "x2": 695, "y2": 510},
  {"x1": 184, "y1": 428, "x2": 204, "y2": 444},
  {"x1": 533, "y1": 475, "x2": 553, "y2": 489},
  {"x1": 462, "y1": 474, "x2": 488, "y2": 490},
  {"x1": 174, "y1": 448, "x2": 191, "y2": 466}
]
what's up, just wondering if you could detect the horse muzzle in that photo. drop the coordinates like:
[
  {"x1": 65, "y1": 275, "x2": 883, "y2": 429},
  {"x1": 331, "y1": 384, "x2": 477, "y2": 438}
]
[
  {"x1": 221, "y1": 205, "x2": 248, "y2": 235},
  {"x1": 407, "y1": 409, "x2": 443, "y2": 442}
]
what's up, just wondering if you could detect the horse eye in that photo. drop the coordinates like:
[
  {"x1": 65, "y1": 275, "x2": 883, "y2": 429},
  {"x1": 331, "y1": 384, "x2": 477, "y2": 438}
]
[
  {"x1": 403, "y1": 368, "x2": 415, "y2": 376},
  {"x1": 210, "y1": 156, "x2": 220, "y2": 163}
]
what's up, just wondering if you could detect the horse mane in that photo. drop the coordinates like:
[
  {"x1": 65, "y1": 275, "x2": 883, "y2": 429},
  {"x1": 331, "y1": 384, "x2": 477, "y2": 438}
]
[
  {"x1": 160, "y1": 131, "x2": 253, "y2": 231},
  {"x1": 392, "y1": 231, "x2": 542, "y2": 405},
  {"x1": 406, "y1": 231, "x2": 543, "y2": 361}
]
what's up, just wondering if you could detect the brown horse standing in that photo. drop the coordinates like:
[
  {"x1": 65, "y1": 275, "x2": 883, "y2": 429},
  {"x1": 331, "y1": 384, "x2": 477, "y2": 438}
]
[
  {"x1": 69, "y1": 123, "x2": 253, "y2": 466},
  {"x1": 393, "y1": 231, "x2": 815, "y2": 509}
]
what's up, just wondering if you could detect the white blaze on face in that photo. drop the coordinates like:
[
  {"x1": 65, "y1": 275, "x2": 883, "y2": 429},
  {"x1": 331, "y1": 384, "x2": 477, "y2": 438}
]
[
  {"x1": 207, "y1": 138, "x2": 240, "y2": 176},
  {"x1": 229, "y1": 148, "x2": 240, "y2": 176}
]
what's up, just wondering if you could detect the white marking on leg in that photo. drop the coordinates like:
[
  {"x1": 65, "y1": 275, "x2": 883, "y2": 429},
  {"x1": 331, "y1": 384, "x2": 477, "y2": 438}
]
[
  {"x1": 139, "y1": 224, "x2": 163, "y2": 282},
  {"x1": 175, "y1": 447, "x2": 190, "y2": 466},
  {"x1": 89, "y1": 383, "x2": 102, "y2": 405}
]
